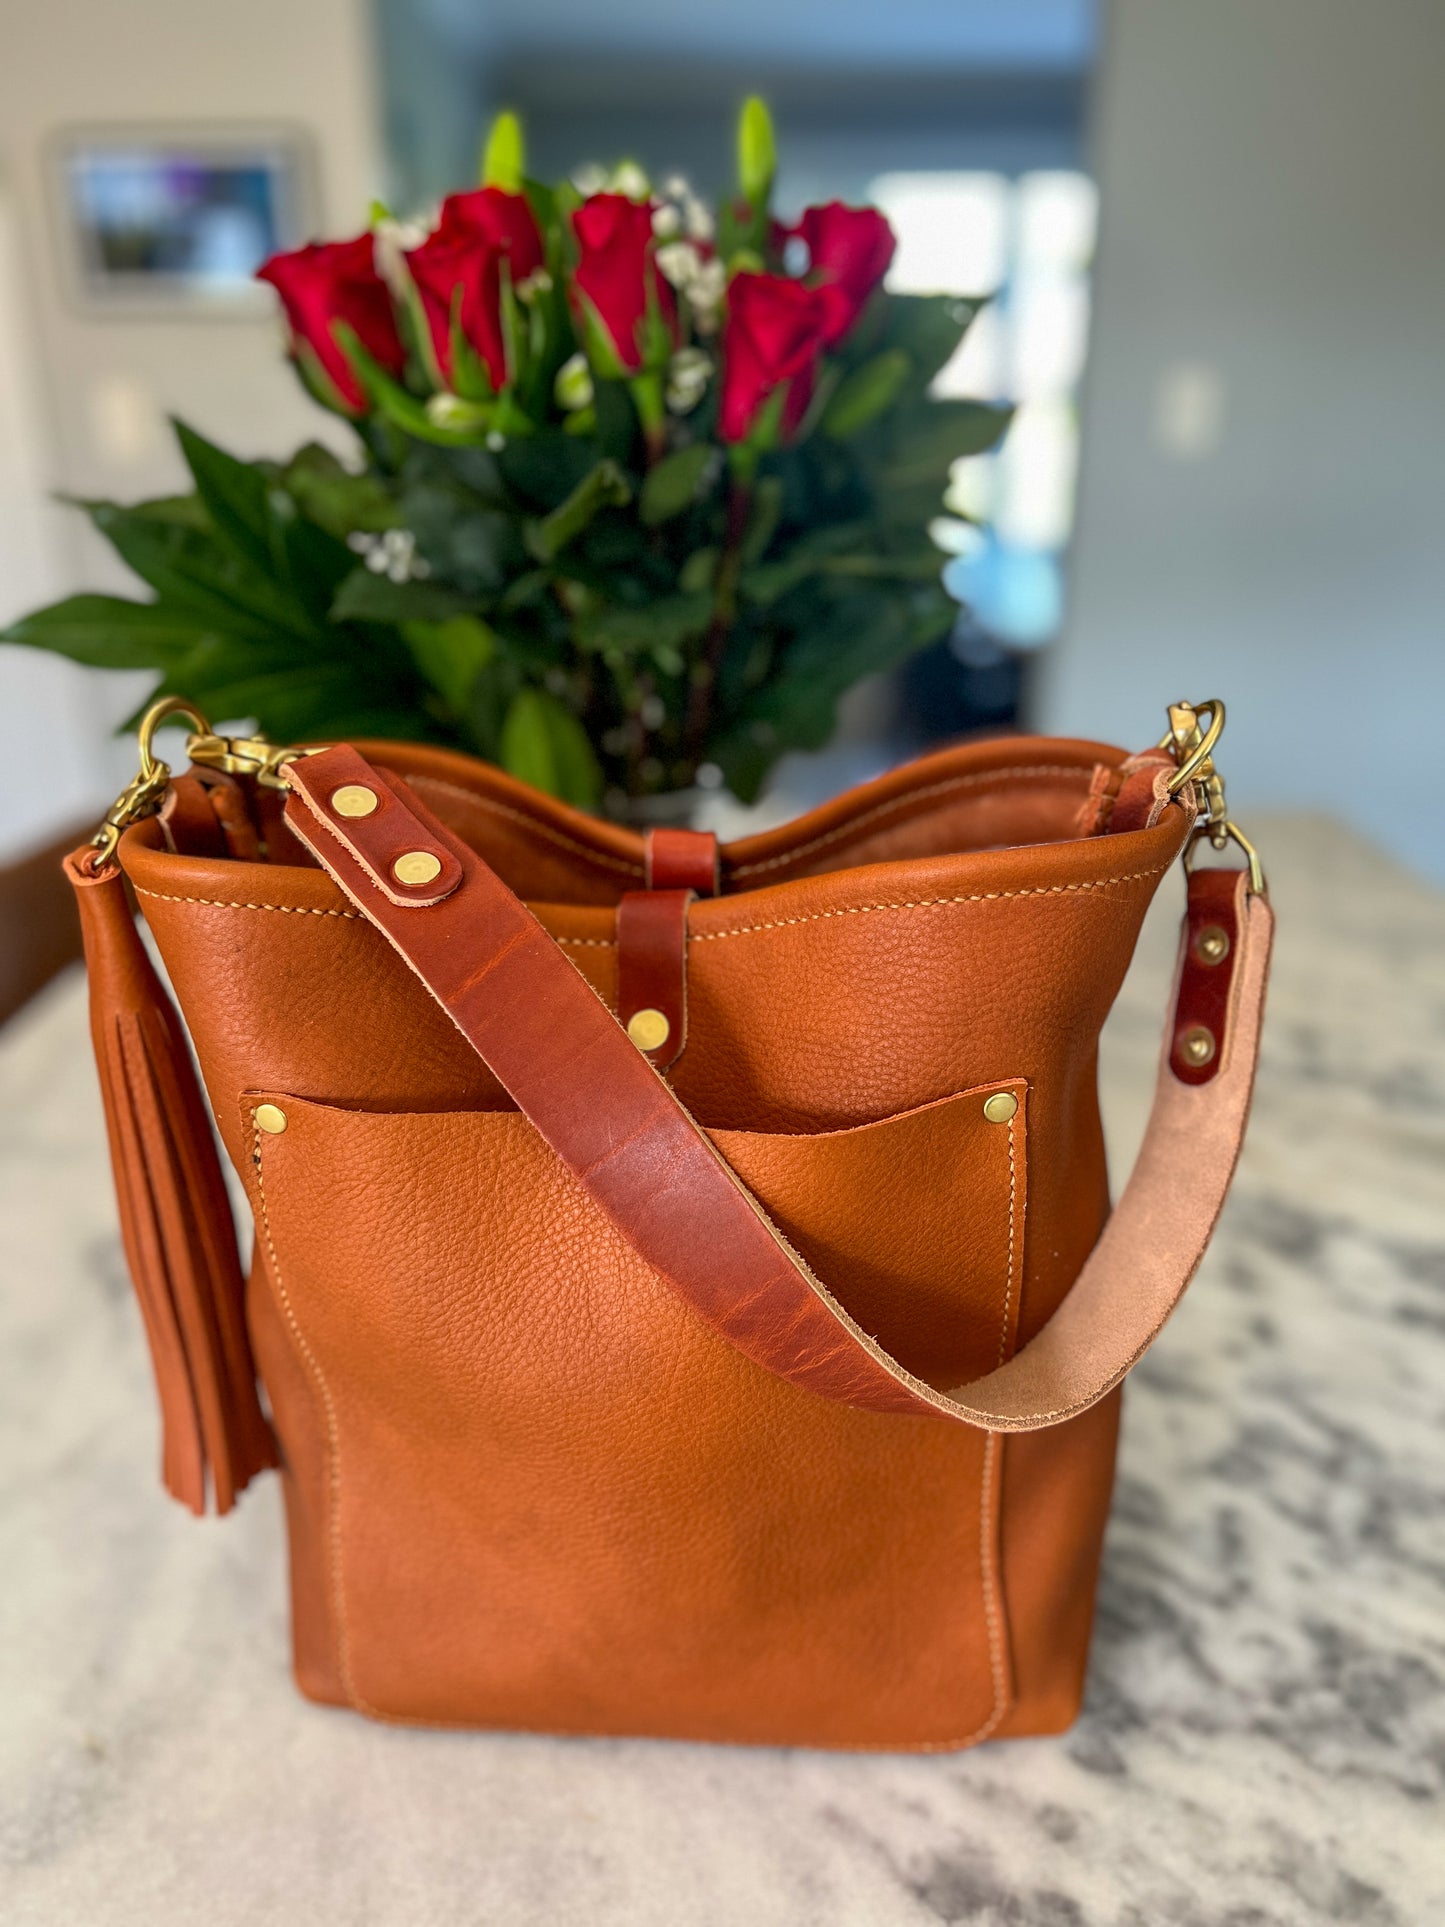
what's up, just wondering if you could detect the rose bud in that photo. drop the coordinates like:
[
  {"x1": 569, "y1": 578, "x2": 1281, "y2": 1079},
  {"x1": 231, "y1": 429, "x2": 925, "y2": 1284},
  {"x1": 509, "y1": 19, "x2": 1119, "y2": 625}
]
[
  {"x1": 570, "y1": 193, "x2": 677, "y2": 373},
  {"x1": 405, "y1": 187, "x2": 545, "y2": 392},
  {"x1": 718, "y1": 271, "x2": 847, "y2": 445},
  {"x1": 256, "y1": 233, "x2": 406, "y2": 414},
  {"x1": 793, "y1": 203, "x2": 897, "y2": 345}
]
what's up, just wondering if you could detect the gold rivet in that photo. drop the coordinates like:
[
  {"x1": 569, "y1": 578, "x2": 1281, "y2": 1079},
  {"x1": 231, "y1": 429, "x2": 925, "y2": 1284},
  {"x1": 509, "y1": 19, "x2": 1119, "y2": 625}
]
[
  {"x1": 626, "y1": 1008, "x2": 671, "y2": 1053},
  {"x1": 983, "y1": 1090, "x2": 1018, "y2": 1124},
  {"x1": 393, "y1": 849, "x2": 443, "y2": 887},
  {"x1": 254, "y1": 1103, "x2": 288, "y2": 1135},
  {"x1": 1195, "y1": 924, "x2": 1230, "y2": 966},
  {"x1": 331, "y1": 784, "x2": 379, "y2": 819},
  {"x1": 1178, "y1": 1024, "x2": 1216, "y2": 1067}
]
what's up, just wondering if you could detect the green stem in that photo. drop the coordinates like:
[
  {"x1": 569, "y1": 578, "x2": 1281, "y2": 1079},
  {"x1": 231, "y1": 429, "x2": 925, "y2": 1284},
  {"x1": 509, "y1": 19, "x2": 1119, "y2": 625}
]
[
  {"x1": 685, "y1": 480, "x2": 751, "y2": 759},
  {"x1": 628, "y1": 371, "x2": 668, "y2": 465}
]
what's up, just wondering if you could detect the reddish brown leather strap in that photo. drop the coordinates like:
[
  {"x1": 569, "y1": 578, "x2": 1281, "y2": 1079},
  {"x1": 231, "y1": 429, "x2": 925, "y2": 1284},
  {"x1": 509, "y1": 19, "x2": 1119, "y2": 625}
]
[
  {"x1": 1171, "y1": 866, "x2": 1239, "y2": 1085},
  {"x1": 284, "y1": 746, "x2": 1272, "y2": 1433},
  {"x1": 645, "y1": 827, "x2": 718, "y2": 894},
  {"x1": 616, "y1": 889, "x2": 693, "y2": 1070}
]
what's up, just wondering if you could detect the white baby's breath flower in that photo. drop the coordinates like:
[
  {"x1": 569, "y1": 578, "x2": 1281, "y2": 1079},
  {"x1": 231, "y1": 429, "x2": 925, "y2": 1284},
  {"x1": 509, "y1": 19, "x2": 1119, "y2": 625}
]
[
  {"x1": 682, "y1": 194, "x2": 715, "y2": 244},
  {"x1": 554, "y1": 351, "x2": 594, "y2": 412},
  {"x1": 661, "y1": 174, "x2": 690, "y2": 201},
  {"x1": 665, "y1": 347, "x2": 712, "y2": 415},
  {"x1": 655, "y1": 240, "x2": 703, "y2": 291},
  {"x1": 515, "y1": 267, "x2": 553, "y2": 303},
  {"x1": 350, "y1": 527, "x2": 430, "y2": 584},
  {"x1": 651, "y1": 203, "x2": 682, "y2": 240},
  {"x1": 686, "y1": 256, "x2": 727, "y2": 336},
  {"x1": 572, "y1": 163, "x2": 607, "y2": 197}
]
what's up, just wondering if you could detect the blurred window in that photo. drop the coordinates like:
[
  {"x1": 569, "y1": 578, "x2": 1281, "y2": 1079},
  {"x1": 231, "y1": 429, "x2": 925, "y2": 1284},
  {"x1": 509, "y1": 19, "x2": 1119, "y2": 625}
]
[{"x1": 870, "y1": 168, "x2": 1097, "y2": 650}]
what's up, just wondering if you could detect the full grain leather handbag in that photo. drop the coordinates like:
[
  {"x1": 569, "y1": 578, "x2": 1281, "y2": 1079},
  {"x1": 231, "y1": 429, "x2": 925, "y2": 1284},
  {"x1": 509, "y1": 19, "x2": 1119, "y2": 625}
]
[{"x1": 65, "y1": 695, "x2": 1271, "y2": 1749}]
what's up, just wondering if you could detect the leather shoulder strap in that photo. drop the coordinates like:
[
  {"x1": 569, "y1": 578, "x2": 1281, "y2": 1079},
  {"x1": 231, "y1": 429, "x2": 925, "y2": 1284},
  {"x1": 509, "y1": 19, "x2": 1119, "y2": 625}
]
[{"x1": 284, "y1": 747, "x2": 1272, "y2": 1434}]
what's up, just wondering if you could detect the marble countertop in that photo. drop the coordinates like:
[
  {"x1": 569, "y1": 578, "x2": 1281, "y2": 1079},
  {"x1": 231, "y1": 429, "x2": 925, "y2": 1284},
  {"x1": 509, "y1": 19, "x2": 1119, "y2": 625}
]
[{"x1": 2, "y1": 815, "x2": 1441, "y2": 1927}]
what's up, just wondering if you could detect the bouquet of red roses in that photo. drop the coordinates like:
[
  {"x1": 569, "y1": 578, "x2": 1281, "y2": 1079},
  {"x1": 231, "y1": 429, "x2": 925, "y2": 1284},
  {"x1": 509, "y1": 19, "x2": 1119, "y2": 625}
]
[{"x1": 7, "y1": 101, "x2": 1010, "y2": 809}]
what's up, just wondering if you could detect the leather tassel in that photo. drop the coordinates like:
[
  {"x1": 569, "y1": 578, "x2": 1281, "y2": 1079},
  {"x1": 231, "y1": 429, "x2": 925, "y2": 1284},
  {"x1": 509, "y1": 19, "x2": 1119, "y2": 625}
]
[{"x1": 65, "y1": 849, "x2": 276, "y2": 1513}]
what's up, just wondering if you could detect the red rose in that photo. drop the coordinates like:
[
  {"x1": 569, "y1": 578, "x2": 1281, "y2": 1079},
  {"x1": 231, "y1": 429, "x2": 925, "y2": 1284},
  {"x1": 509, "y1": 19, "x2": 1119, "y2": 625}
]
[
  {"x1": 570, "y1": 194, "x2": 676, "y2": 373},
  {"x1": 718, "y1": 271, "x2": 844, "y2": 444},
  {"x1": 256, "y1": 233, "x2": 405, "y2": 414},
  {"x1": 794, "y1": 203, "x2": 896, "y2": 345},
  {"x1": 405, "y1": 188, "x2": 544, "y2": 392}
]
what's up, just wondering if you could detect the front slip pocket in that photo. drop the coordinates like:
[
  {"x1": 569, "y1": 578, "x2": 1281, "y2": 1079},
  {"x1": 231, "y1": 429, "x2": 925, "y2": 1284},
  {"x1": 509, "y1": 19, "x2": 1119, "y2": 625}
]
[{"x1": 245, "y1": 1081, "x2": 1028, "y2": 1748}]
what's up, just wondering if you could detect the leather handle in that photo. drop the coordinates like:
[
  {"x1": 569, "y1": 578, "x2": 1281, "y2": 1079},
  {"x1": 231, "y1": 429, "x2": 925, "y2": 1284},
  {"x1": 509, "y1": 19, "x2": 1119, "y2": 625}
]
[{"x1": 284, "y1": 747, "x2": 1272, "y2": 1434}]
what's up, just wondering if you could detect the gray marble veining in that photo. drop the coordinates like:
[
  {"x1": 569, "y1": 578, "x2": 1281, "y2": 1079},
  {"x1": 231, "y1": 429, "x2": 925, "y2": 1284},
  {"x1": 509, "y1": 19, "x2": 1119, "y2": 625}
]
[{"x1": 1, "y1": 814, "x2": 1441, "y2": 1926}]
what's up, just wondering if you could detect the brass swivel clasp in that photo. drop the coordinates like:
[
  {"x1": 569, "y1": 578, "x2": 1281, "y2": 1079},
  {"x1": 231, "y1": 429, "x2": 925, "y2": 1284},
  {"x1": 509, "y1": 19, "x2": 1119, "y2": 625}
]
[
  {"x1": 1160, "y1": 698, "x2": 1266, "y2": 896},
  {"x1": 87, "y1": 696, "x2": 320, "y2": 873}
]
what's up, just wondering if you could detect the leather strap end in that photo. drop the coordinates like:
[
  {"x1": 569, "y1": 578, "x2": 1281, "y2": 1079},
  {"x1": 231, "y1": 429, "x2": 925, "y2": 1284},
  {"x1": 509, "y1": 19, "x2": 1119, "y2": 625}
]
[
  {"x1": 286, "y1": 749, "x2": 463, "y2": 907},
  {"x1": 617, "y1": 889, "x2": 693, "y2": 1070},
  {"x1": 645, "y1": 827, "x2": 719, "y2": 895}
]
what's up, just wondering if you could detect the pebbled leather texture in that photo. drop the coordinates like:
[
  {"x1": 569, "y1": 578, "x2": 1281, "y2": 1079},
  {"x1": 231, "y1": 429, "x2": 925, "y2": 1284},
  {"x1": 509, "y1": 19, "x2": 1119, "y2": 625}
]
[
  {"x1": 96, "y1": 729, "x2": 1268, "y2": 1747},
  {"x1": 282, "y1": 746, "x2": 1270, "y2": 1435}
]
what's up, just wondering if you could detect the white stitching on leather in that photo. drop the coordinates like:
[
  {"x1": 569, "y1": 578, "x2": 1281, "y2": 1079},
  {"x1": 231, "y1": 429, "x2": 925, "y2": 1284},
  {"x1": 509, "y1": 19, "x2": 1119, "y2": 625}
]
[
  {"x1": 999, "y1": 1117, "x2": 1019, "y2": 1368},
  {"x1": 729, "y1": 765, "x2": 1088, "y2": 878},
  {"x1": 136, "y1": 889, "x2": 364, "y2": 918},
  {"x1": 961, "y1": 1431, "x2": 1010, "y2": 1746},
  {"x1": 691, "y1": 861, "x2": 1175, "y2": 943},
  {"x1": 253, "y1": 1120, "x2": 372, "y2": 1717}
]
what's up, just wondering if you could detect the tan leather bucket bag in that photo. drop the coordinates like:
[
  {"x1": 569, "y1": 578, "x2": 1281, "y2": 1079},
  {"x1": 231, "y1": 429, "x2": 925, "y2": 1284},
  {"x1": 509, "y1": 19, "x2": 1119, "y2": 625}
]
[{"x1": 66, "y1": 697, "x2": 1271, "y2": 1750}]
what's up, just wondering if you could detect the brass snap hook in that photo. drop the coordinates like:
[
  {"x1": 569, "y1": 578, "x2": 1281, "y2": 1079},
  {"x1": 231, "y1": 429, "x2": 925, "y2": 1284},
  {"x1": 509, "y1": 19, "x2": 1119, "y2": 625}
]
[{"x1": 88, "y1": 695, "x2": 217, "y2": 873}]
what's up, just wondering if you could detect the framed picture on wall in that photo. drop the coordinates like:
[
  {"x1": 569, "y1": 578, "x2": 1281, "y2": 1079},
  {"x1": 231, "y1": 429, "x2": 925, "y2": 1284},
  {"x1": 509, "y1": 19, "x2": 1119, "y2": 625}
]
[{"x1": 53, "y1": 125, "x2": 315, "y2": 314}]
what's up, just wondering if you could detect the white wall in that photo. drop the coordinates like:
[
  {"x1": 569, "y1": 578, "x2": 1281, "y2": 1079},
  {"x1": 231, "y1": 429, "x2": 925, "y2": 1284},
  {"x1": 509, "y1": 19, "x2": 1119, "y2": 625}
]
[
  {"x1": 1044, "y1": 0, "x2": 1445, "y2": 881},
  {"x1": 0, "y1": 0, "x2": 382, "y2": 860}
]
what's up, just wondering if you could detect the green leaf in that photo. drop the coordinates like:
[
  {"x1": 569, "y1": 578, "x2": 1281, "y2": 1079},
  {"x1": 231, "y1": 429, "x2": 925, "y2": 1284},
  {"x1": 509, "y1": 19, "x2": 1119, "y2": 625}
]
[
  {"x1": 85, "y1": 502, "x2": 321, "y2": 646},
  {"x1": 820, "y1": 350, "x2": 912, "y2": 440},
  {"x1": 679, "y1": 547, "x2": 719, "y2": 593},
  {"x1": 0, "y1": 594, "x2": 211, "y2": 668},
  {"x1": 525, "y1": 459, "x2": 632, "y2": 561},
  {"x1": 881, "y1": 293, "x2": 984, "y2": 392},
  {"x1": 402, "y1": 614, "x2": 496, "y2": 716},
  {"x1": 881, "y1": 401, "x2": 1014, "y2": 491},
  {"x1": 499, "y1": 685, "x2": 602, "y2": 809},
  {"x1": 712, "y1": 588, "x2": 953, "y2": 801},
  {"x1": 739, "y1": 520, "x2": 870, "y2": 605},
  {"x1": 173, "y1": 419, "x2": 275, "y2": 573},
  {"x1": 330, "y1": 567, "x2": 480, "y2": 625},
  {"x1": 741, "y1": 476, "x2": 783, "y2": 564},
  {"x1": 281, "y1": 444, "x2": 400, "y2": 538},
  {"x1": 638, "y1": 443, "x2": 717, "y2": 526},
  {"x1": 578, "y1": 591, "x2": 713, "y2": 658},
  {"x1": 335, "y1": 324, "x2": 490, "y2": 446}
]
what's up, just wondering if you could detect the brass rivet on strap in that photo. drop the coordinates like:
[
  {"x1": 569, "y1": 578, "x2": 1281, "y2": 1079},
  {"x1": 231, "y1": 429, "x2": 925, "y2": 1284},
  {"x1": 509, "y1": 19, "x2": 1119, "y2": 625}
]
[
  {"x1": 982, "y1": 1090, "x2": 1018, "y2": 1124},
  {"x1": 1194, "y1": 924, "x2": 1230, "y2": 965},
  {"x1": 393, "y1": 850, "x2": 443, "y2": 886},
  {"x1": 254, "y1": 1103, "x2": 288, "y2": 1135},
  {"x1": 331, "y1": 784, "x2": 379, "y2": 818},
  {"x1": 626, "y1": 1008, "x2": 670, "y2": 1053},
  {"x1": 1178, "y1": 1024, "x2": 1216, "y2": 1067}
]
